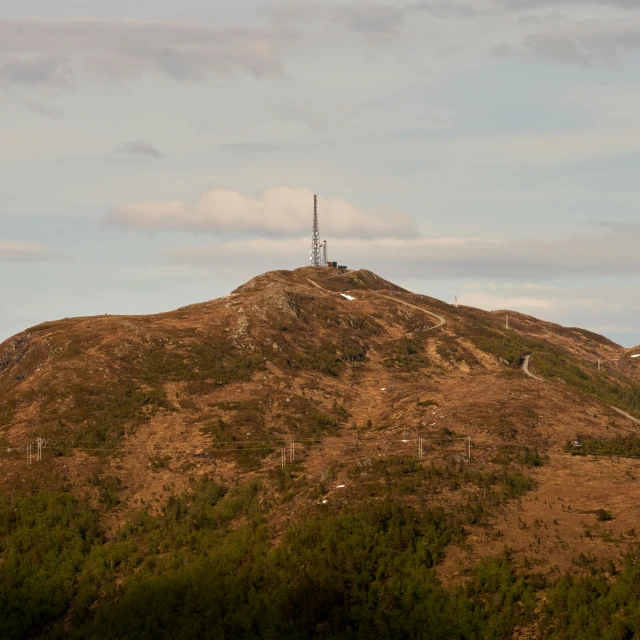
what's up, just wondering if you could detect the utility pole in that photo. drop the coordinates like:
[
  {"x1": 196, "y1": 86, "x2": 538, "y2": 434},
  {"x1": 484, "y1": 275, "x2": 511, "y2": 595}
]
[
  {"x1": 468, "y1": 436, "x2": 471, "y2": 460},
  {"x1": 598, "y1": 359, "x2": 601, "y2": 371},
  {"x1": 506, "y1": 313, "x2": 509, "y2": 330},
  {"x1": 418, "y1": 436, "x2": 423, "y2": 460},
  {"x1": 37, "y1": 437, "x2": 43, "y2": 462},
  {"x1": 290, "y1": 436, "x2": 295, "y2": 462},
  {"x1": 281, "y1": 447, "x2": 286, "y2": 469},
  {"x1": 27, "y1": 444, "x2": 32, "y2": 466}
]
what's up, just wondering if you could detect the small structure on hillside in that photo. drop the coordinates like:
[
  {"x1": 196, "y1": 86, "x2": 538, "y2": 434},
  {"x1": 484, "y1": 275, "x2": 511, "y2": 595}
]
[{"x1": 309, "y1": 194, "x2": 346, "y2": 268}]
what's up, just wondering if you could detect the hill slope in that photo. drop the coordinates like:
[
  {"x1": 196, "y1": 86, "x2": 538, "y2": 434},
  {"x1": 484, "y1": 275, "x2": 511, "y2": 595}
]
[{"x1": 2, "y1": 267, "x2": 640, "y2": 638}]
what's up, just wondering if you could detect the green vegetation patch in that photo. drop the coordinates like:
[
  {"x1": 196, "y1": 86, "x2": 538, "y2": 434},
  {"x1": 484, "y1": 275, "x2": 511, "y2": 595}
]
[
  {"x1": 0, "y1": 467, "x2": 544, "y2": 640},
  {"x1": 0, "y1": 491, "x2": 102, "y2": 640},
  {"x1": 88, "y1": 473, "x2": 124, "y2": 510},
  {"x1": 381, "y1": 336, "x2": 430, "y2": 371},
  {"x1": 541, "y1": 553, "x2": 640, "y2": 639},
  {"x1": 461, "y1": 313, "x2": 640, "y2": 419},
  {"x1": 566, "y1": 436, "x2": 640, "y2": 458},
  {"x1": 288, "y1": 342, "x2": 346, "y2": 376},
  {"x1": 28, "y1": 334, "x2": 266, "y2": 449},
  {"x1": 284, "y1": 396, "x2": 344, "y2": 436},
  {"x1": 69, "y1": 497, "x2": 538, "y2": 640},
  {"x1": 435, "y1": 334, "x2": 479, "y2": 367}
]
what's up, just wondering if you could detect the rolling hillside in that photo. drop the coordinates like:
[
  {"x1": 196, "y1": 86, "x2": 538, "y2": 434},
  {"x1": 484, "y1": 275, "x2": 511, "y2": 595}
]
[{"x1": 2, "y1": 267, "x2": 640, "y2": 639}]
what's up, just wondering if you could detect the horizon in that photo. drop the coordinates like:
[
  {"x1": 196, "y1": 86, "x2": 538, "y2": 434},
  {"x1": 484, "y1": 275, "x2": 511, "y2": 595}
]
[{"x1": 2, "y1": 264, "x2": 631, "y2": 349}]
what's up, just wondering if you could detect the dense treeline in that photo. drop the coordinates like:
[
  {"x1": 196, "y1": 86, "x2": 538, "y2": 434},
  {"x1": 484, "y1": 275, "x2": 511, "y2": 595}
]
[
  {"x1": 66, "y1": 489, "x2": 536, "y2": 640},
  {"x1": 542, "y1": 555, "x2": 640, "y2": 639},
  {"x1": 4, "y1": 477, "x2": 640, "y2": 638},
  {"x1": 0, "y1": 492, "x2": 101, "y2": 639},
  {"x1": 0, "y1": 476, "x2": 539, "y2": 640}
]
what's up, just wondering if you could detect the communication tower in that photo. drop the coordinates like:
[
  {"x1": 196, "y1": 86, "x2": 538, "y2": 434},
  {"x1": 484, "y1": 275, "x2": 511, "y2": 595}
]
[{"x1": 309, "y1": 193, "x2": 321, "y2": 267}]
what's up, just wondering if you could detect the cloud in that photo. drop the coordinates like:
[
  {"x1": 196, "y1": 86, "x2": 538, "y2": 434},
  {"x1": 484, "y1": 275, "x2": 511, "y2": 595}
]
[
  {"x1": 0, "y1": 54, "x2": 75, "y2": 89},
  {"x1": 1, "y1": 94, "x2": 64, "y2": 119},
  {"x1": 112, "y1": 140, "x2": 164, "y2": 159},
  {"x1": 272, "y1": 103, "x2": 328, "y2": 133},
  {"x1": 516, "y1": 19, "x2": 640, "y2": 66},
  {"x1": 411, "y1": 0, "x2": 640, "y2": 15},
  {"x1": 0, "y1": 240, "x2": 66, "y2": 262},
  {"x1": 157, "y1": 224, "x2": 640, "y2": 280},
  {"x1": 221, "y1": 143, "x2": 281, "y2": 152},
  {"x1": 489, "y1": 2, "x2": 640, "y2": 67},
  {"x1": 507, "y1": 0, "x2": 640, "y2": 9},
  {"x1": 406, "y1": 0, "x2": 491, "y2": 18},
  {"x1": 104, "y1": 187, "x2": 419, "y2": 239},
  {"x1": 455, "y1": 279, "x2": 640, "y2": 343},
  {"x1": 19, "y1": 97, "x2": 64, "y2": 119},
  {"x1": 261, "y1": 2, "x2": 404, "y2": 39},
  {"x1": 458, "y1": 291, "x2": 553, "y2": 309},
  {"x1": 156, "y1": 231, "x2": 640, "y2": 345},
  {"x1": 407, "y1": 0, "x2": 640, "y2": 67},
  {"x1": 0, "y1": 19, "x2": 296, "y2": 89}
]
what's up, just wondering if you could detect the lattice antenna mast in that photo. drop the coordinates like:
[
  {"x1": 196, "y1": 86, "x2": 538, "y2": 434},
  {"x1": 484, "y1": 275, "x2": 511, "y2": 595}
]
[
  {"x1": 322, "y1": 240, "x2": 328, "y2": 265},
  {"x1": 310, "y1": 193, "x2": 321, "y2": 266}
]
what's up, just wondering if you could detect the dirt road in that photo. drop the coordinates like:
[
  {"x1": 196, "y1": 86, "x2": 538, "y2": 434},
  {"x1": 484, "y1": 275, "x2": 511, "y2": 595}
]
[
  {"x1": 609, "y1": 405, "x2": 640, "y2": 426},
  {"x1": 522, "y1": 355, "x2": 545, "y2": 382},
  {"x1": 306, "y1": 278, "x2": 447, "y2": 331},
  {"x1": 374, "y1": 293, "x2": 446, "y2": 330},
  {"x1": 524, "y1": 354, "x2": 640, "y2": 426}
]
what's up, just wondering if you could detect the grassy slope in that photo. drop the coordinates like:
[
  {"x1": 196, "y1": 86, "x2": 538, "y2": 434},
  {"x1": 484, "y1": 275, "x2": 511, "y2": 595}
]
[{"x1": 1, "y1": 267, "x2": 640, "y2": 638}]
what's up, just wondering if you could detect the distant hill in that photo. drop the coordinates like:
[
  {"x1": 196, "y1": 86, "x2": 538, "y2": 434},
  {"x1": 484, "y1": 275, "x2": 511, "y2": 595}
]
[{"x1": 2, "y1": 267, "x2": 640, "y2": 638}]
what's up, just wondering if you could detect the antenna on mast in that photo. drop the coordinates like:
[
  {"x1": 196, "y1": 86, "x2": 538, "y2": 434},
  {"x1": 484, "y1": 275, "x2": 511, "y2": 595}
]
[{"x1": 310, "y1": 193, "x2": 321, "y2": 267}]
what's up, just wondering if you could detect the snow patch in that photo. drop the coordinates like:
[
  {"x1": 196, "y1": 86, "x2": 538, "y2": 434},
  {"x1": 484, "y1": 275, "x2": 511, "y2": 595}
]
[{"x1": 340, "y1": 294, "x2": 355, "y2": 301}]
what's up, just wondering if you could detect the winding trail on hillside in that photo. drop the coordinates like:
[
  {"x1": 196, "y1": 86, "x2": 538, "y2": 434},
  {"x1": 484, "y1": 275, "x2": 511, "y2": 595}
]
[
  {"x1": 523, "y1": 354, "x2": 640, "y2": 426},
  {"x1": 306, "y1": 278, "x2": 327, "y2": 292},
  {"x1": 522, "y1": 355, "x2": 545, "y2": 382},
  {"x1": 306, "y1": 277, "x2": 446, "y2": 331},
  {"x1": 374, "y1": 293, "x2": 446, "y2": 330},
  {"x1": 609, "y1": 406, "x2": 640, "y2": 426}
]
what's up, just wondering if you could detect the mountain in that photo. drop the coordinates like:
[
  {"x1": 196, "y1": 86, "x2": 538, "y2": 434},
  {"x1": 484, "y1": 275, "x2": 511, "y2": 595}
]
[{"x1": 2, "y1": 267, "x2": 640, "y2": 639}]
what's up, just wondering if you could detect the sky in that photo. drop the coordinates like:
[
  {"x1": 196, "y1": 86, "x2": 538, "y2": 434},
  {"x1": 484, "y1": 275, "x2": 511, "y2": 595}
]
[{"x1": 1, "y1": 0, "x2": 640, "y2": 346}]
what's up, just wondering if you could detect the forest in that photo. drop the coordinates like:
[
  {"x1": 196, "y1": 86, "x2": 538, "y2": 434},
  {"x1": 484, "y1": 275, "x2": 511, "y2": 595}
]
[{"x1": 2, "y1": 474, "x2": 640, "y2": 639}]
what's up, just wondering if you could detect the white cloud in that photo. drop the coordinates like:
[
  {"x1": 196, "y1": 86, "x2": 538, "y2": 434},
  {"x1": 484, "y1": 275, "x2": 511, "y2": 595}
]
[
  {"x1": 157, "y1": 225, "x2": 640, "y2": 279},
  {"x1": 104, "y1": 187, "x2": 419, "y2": 239},
  {"x1": 0, "y1": 240, "x2": 66, "y2": 262}
]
